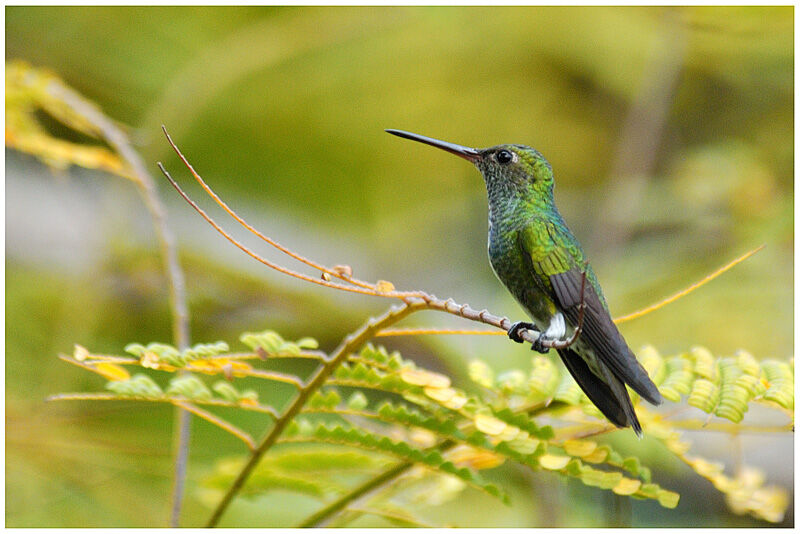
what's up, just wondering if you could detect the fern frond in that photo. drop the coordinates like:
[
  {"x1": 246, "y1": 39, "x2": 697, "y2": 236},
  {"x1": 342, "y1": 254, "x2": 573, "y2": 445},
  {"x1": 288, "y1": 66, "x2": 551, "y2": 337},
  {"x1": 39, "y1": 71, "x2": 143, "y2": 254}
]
[
  {"x1": 302, "y1": 399, "x2": 467, "y2": 443},
  {"x1": 280, "y1": 419, "x2": 509, "y2": 503},
  {"x1": 297, "y1": 377, "x2": 675, "y2": 508},
  {"x1": 268, "y1": 446, "x2": 394, "y2": 473},
  {"x1": 239, "y1": 330, "x2": 321, "y2": 358},
  {"x1": 471, "y1": 345, "x2": 794, "y2": 428},
  {"x1": 656, "y1": 347, "x2": 793, "y2": 422},
  {"x1": 650, "y1": 420, "x2": 789, "y2": 523},
  {"x1": 54, "y1": 330, "x2": 792, "y2": 525}
]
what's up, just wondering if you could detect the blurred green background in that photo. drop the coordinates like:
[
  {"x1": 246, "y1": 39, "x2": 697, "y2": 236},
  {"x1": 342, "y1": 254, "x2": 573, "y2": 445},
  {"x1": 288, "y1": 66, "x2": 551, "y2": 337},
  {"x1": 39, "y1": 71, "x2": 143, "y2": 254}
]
[{"x1": 6, "y1": 6, "x2": 793, "y2": 527}]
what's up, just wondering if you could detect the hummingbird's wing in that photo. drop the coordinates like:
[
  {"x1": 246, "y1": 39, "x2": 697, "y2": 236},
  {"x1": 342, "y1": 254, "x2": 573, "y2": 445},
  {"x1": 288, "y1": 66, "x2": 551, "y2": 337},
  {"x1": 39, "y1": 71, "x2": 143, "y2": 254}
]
[{"x1": 517, "y1": 220, "x2": 662, "y2": 407}]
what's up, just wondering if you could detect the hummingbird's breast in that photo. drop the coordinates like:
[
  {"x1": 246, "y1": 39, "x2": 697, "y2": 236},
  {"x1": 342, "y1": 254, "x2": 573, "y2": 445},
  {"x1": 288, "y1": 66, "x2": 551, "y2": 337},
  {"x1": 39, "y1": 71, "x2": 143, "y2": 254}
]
[{"x1": 487, "y1": 209, "x2": 556, "y2": 329}]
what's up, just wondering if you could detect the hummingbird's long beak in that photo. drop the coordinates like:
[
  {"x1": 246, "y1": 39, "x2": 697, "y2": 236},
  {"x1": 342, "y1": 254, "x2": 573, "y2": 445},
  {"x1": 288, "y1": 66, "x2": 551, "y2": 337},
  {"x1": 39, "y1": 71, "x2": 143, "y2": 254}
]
[{"x1": 385, "y1": 129, "x2": 480, "y2": 163}]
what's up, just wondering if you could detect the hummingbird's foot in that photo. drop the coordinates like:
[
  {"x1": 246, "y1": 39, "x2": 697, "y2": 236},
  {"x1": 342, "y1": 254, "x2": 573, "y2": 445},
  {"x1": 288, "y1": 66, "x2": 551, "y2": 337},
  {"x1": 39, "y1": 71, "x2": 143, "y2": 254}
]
[
  {"x1": 507, "y1": 321, "x2": 536, "y2": 343},
  {"x1": 531, "y1": 334, "x2": 552, "y2": 354}
]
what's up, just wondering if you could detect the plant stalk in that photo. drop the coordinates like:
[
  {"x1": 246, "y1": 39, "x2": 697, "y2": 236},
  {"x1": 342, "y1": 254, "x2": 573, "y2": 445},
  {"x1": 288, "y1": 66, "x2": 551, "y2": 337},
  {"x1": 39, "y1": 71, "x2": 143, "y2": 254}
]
[
  {"x1": 45, "y1": 81, "x2": 192, "y2": 527},
  {"x1": 205, "y1": 302, "x2": 420, "y2": 527}
]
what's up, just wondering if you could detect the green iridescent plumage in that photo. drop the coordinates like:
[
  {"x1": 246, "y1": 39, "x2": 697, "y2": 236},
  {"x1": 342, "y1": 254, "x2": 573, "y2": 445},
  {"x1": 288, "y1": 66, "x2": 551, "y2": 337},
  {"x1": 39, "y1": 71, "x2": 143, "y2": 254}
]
[{"x1": 387, "y1": 130, "x2": 663, "y2": 436}]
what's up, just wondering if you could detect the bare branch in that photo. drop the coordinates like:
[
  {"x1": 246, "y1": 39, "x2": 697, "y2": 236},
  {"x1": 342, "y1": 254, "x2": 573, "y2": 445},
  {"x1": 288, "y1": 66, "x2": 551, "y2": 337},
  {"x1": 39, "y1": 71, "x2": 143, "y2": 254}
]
[
  {"x1": 158, "y1": 161, "x2": 426, "y2": 300},
  {"x1": 376, "y1": 327, "x2": 502, "y2": 337},
  {"x1": 161, "y1": 126, "x2": 377, "y2": 291},
  {"x1": 614, "y1": 244, "x2": 765, "y2": 324}
]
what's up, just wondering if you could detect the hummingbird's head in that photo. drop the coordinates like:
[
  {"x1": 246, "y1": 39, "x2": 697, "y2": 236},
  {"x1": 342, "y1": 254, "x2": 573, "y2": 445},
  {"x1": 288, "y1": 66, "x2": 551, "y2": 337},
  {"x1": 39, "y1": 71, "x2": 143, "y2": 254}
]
[
  {"x1": 385, "y1": 130, "x2": 555, "y2": 201},
  {"x1": 474, "y1": 144, "x2": 554, "y2": 198}
]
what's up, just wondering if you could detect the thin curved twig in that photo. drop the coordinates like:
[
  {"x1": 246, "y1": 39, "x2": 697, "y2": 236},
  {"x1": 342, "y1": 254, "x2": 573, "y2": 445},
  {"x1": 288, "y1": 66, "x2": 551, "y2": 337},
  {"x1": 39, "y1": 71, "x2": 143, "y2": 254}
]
[
  {"x1": 614, "y1": 244, "x2": 765, "y2": 324},
  {"x1": 158, "y1": 162, "x2": 426, "y2": 300},
  {"x1": 161, "y1": 126, "x2": 377, "y2": 291}
]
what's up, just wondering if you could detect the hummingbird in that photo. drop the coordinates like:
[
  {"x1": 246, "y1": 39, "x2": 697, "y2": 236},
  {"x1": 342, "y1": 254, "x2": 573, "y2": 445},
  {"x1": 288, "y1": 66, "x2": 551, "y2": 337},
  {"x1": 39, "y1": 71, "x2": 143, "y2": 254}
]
[{"x1": 386, "y1": 129, "x2": 662, "y2": 436}]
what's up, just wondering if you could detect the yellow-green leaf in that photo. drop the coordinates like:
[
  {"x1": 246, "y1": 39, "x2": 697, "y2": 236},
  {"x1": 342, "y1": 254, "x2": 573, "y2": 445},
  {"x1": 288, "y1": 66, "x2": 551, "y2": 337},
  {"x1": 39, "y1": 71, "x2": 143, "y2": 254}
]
[
  {"x1": 613, "y1": 477, "x2": 642, "y2": 495},
  {"x1": 474, "y1": 414, "x2": 507, "y2": 436},
  {"x1": 539, "y1": 454, "x2": 570, "y2": 470},
  {"x1": 94, "y1": 362, "x2": 130, "y2": 382}
]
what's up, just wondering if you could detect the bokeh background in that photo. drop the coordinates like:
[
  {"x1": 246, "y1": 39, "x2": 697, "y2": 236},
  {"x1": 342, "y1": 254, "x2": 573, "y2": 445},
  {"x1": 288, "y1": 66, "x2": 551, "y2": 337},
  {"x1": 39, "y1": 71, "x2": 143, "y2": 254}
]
[{"x1": 6, "y1": 6, "x2": 793, "y2": 527}]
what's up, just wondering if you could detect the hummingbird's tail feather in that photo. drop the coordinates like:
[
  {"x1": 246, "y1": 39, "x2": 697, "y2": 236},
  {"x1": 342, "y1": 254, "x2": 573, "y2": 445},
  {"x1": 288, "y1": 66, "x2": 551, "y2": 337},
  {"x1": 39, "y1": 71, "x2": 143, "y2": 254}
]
[
  {"x1": 613, "y1": 344, "x2": 663, "y2": 406},
  {"x1": 596, "y1": 358, "x2": 643, "y2": 438},
  {"x1": 557, "y1": 348, "x2": 641, "y2": 435},
  {"x1": 578, "y1": 310, "x2": 663, "y2": 407}
]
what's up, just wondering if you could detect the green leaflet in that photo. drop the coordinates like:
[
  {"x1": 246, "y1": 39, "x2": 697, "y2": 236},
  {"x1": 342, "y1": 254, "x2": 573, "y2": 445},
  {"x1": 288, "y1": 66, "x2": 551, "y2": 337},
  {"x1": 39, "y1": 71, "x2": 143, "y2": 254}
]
[
  {"x1": 496, "y1": 369, "x2": 527, "y2": 395},
  {"x1": 761, "y1": 360, "x2": 794, "y2": 410},
  {"x1": 308, "y1": 389, "x2": 342, "y2": 410},
  {"x1": 688, "y1": 378, "x2": 719, "y2": 413},
  {"x1": 638, "y1": 345, "x2": 667, "y2": 385},
  {"x1": 105, "y1": 373, "x2": 163, "y2": 397},
  {"x1": 240, "y1": 329, "x2": 319, "y2": 357},
  {"x1": 124, "y1": 341, "x2": 228, "y2": 367},
  {"x1": 346, "y1": 391, "x2": 369, "y2": 410},
  {"x1": 491, "y1": 408, "x2": 554, "y2": 440},
  {"x1": 333, "y1": 361, "x2": 409, "y2": 392},
  {"x1": 212, "y1": 381, "x2": 258, "y2": 403},
  {"x1": 269, "y1": 447, "x2": 392, "y2": 473},
  {"x1": 659, "y1": 356, "x2": 694, "y2": 402},
  {"x1": 468, "y1": 360, "x2": 495, "y2": 388},
  {"x1": 528, "y1": 355, "x2": 560, "y2": 400},
  {"x1": 302, "y1": 397, "x2": 468, "y2": 447},
  {"x1": 688, "y1": 346, "x2": 715, "y2": 379},
  {"x1": 104, "y1": 372, "x2": 261, "y2": 405},
  {"x1": 167, "y1": 375, "x2": 213, "y2": 400},
  {"x1": 356, "y1": 344, "x2": 406, "y2": 371}
]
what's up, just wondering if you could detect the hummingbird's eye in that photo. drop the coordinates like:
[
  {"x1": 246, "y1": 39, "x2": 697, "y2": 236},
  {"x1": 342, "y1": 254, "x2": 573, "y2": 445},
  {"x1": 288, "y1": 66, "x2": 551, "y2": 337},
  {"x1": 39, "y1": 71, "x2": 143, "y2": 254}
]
[{"x1": 496, "y1": 149, "x2": 514, "y2": 164}]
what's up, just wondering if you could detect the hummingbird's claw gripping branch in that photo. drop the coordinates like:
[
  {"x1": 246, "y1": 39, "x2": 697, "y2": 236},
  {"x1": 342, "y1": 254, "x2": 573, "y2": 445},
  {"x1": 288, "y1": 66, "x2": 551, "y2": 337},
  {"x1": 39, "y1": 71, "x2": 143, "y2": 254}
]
[
  {"x1": 505, "y1": 267, "x2": 588, "y2": 352},
  {"x1": 531, "y1": 335, "x2": 551, "y2": 354},
  {"x1": 507, "y1": 321, "x2": 536, "y2": 343}
]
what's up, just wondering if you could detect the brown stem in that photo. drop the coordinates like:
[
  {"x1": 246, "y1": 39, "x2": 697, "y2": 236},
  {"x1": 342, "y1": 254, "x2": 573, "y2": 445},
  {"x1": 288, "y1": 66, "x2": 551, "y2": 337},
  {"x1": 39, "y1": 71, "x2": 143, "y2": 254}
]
[
  {"x1": 161, "y1": 126, "x2": 377, "y2": 291},
  {"x1": 158, "y1": 162, "x2": 426, "y2": 300},
  {"x1": 297, "y1": 461, "x2": 416, "y2": 528}
]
